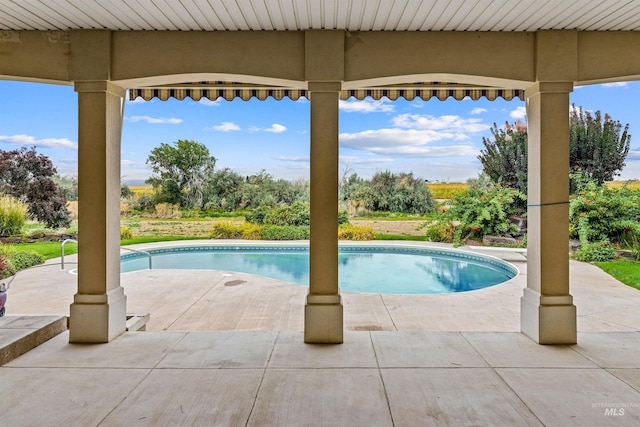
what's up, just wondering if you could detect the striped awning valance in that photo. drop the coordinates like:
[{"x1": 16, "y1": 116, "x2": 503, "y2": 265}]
[{"x1": 129, "y1": 82, "x2": 524, "y2": 102}]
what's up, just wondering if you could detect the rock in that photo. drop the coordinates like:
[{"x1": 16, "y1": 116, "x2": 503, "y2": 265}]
[
  {"x1": 616, "y1": 250, "x2": 636, "y2": 260},
  {"x1": 569, "y1": 239, "x2": 581, "y2": 253},
  {"x1": 483, "y1": 235, "x2": 518, "y2": 246}
]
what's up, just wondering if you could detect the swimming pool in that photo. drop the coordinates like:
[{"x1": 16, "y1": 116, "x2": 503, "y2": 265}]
[{"x1": 120, "y1": 244, "x2": 518, "y2": 294}]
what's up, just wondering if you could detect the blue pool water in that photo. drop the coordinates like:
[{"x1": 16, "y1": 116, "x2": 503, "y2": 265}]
[{"x1": 121, "y1": 245, "x2": 517, "y2": 295}]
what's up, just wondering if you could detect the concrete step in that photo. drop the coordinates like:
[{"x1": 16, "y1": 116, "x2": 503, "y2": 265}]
[{"x1": 0, "y1": 315, "x2": 68, "y2": 365}]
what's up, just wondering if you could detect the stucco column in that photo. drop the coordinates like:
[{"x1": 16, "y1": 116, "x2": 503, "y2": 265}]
[
  {"x1": 521, "y1": 81, "x2": 577, "y2": 344},
  {"x1": 69, "y1": 81, "x2": 127, "y2": 343},
  {"x1": 304, "y1": 82, "x2": 343, "y2": 344}
]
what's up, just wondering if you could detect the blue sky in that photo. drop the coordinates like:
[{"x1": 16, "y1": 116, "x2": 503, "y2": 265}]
[{"x1": 1, "y1": 80, "x2": 639, "y2": 185}]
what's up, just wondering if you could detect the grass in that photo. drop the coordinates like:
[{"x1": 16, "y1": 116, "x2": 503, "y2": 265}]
[
  {"x1": 12, "y1": 241, "x2": 78, "y2": 260},
  {"x1": 596, "y1": 259, "x2": 640, "y2": 290},
  {"x1": 7, "y1": 236, "x2": 204, "y2": 262},
  {"x1": 605, "y1": 180, "x2": 640, "y2": 190},
  {"x1": 21, "y1": 221, "x2": 78, "y2": 235},
  {"x1": 427, "y1": 182, "x2": 468, "y2": 199}
]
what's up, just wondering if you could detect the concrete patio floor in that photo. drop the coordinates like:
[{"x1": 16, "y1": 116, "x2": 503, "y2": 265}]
[{"x1": 1, "y1": 241, "x2": 639, "y2": 425}]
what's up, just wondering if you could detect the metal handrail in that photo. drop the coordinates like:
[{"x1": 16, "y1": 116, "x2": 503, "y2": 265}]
[
  {"x1": 120, "y1": 247, "x2": 153, "y2": 270},
  {"x1": 61, "y1": 238, "x2": 78, "y2": 270},
  {"x1": 60, "y1": 239, "x2": 153, "y2": 270}
]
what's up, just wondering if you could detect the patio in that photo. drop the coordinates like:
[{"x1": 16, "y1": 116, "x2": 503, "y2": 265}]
[{"x1": 1, "y1": 243, "x2": 639, "y2": 425}]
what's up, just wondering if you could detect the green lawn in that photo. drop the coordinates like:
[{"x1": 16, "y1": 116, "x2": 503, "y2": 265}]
[
  {"x1": 13, "y1": 241, "x2": 78, "y2": 260},
  {"x1": 596, "y1": 259, "x2": 640, "y2": 290}
]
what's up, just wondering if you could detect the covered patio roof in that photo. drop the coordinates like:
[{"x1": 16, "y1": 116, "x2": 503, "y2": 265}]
[{"x1": 2, "y1": 0, "x2": 640, "y2": 32}]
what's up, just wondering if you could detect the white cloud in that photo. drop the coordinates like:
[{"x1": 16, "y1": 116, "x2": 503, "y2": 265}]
[
  {"x1": 127, "y1": 97, "x2": 146, "y2": 104},
  {"x1": 391, "y1": 114, "x2": 489, "y2": 133},
  {"x1": 340, "y1": 155, "x2": 394, "y2": 165},
  {"x1": 0, "y1": 134, "x2": 77, "y2": 150},
  {"x1": 129, "y1": 116, "x2": 183, "y2": 124},
  {"x1": 626, "y1": 150, "x2": 640, "y2": 161},
  {"x1": 471, "y1": 108, "x2": 487, "y2": 115},
  {"x1": 340, "y1": 128, "x2": 479, "y2": 158},
  {"x1": 199, "y1": 98, "x2": 222, "y2": 106},
  {"x1": 275, "y1": 156, "x2": 309, "y2": 162},
  {"x1": 602, "y1": 82, "x2": 628, "y2": 88},
  {"x1": 339, "y1": 99, "x2": 395, "y2": 113},
  {"x1": 338, "y1": 112, "x2": 489, "y2": 159},
  {"x1": 285, "y1": 163, "x2": 310, "y2": 170},
  {"x1": 251, "y1": 123, "x2": 287, "y2": 133},
  {"x1": 209, "y1": 122, "x2": 240, "y2": 132},
  {"x1": 264, "y1": 123, "x2": 287, "y2": 133},
  {"x1": 510, "y1": 106, "x2": 527, "y2": 119}
]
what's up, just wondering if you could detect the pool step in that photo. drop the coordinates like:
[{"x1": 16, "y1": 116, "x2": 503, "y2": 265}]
[{"x1": 0, "y1": 315, "x2": 67, "y2": 366}]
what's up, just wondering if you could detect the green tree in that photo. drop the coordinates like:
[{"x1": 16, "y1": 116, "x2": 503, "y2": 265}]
[
  {"x1": 240, "y1": 170, "x2": 278, "y2": 208},
  {"x1": 0, "y1": 147, "x2": 71, "y2": 229},
  {"x1": 570, "y1": 106, "x2": 631, "y2": 184},
  {"x1": 346, "y1": 171, "x2": 434, "y2": 214},
  {"x1": 478, "y1": 106, "x2": 632, "y2": 191},
  {"x1": 146, "y1": 140, "x2": 216, "y2": 208},
  {"x1": 204, "y1": 167, "x2": 244, "y2": 211},
  {"x1": 53, "y1": 175, "x2": 78, "y2": 201},
  {"x1": 477, "y1": 121, "x2": 528, "y2": 194}
]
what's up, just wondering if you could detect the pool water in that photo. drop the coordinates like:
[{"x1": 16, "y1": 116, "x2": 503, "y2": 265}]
[{"x1": 121, "y1": 245, "x2": 517, "y2": 295}]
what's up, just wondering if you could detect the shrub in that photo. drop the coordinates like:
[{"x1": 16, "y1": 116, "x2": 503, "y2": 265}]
[
  {"x1": 345, "y1": 171, "x2": 435, "y2": 214},
  {"x1": 338, "y1": 225, "x2": 374, "y2": 240},
  {"x1": 120, "y1": 227, "x2": 134, "y2": 240},
  {"x1": 0, "y1": 255, "x2": 8, "y2": 279},
  {"x1": 569, "y1": 178, "x2": 640, "y2": 244},
  {"x1": 424, "y1": 222, "x2": 456, "y2": 243},
  {"x1": 245, "y1": 206, "x2": 270, "y2": 225},
  {"x1": 120, "y1": 201, "x2": 133, "y2": 217},
  {"x1": 427, "y1": 184, "x2": 526, "y2": 246},
  {"x1": 241, "y1": 223, "x2": 263, "y2": 240},
  {"x1": 264, "y1": 203, "x2": 310, "y2": 226},
  {"x1": 338, "y1": 210, "x2": 350, "y2": 225},
  {"x1": 0, "y1": 195, "x2": 29, "y2": 236},
  {"x1": 0, "y1": 244, "x2": 45, "y2": 277},
  {"x1": 155, "y1": 203, "x2": 181, "y2": 219},
  {"x1": 209, "y1": 222, "x2": 243, "y2": 239},
  {"x1": 133, "y1": 194, "x2": 155, "y2": 211},
  {"x1": 261, "y1": 225, "x2": 309, "y2": 240},
  {"x1": 575, "y1": 240, "x2": 616, "y2": 262}
]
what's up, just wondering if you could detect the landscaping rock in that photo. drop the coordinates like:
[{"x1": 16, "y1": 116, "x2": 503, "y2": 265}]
[
  {"x1": 483, "y1": 235, "x2": 517, "y2": 246},
  {"x1": 616, "y1": 250, "x2": 636, "y2": 260}
]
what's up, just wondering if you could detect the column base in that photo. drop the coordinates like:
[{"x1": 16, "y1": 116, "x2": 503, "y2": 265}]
[
  {"x1": 304, "y1": 294, "x2": 343, "y2": 344},
  {"x1": 521, "y1": 288, "x2": 577, "y2": 344},
  {"x1": 69, "y1": 287, "x2": 127, "y2": 343}
]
